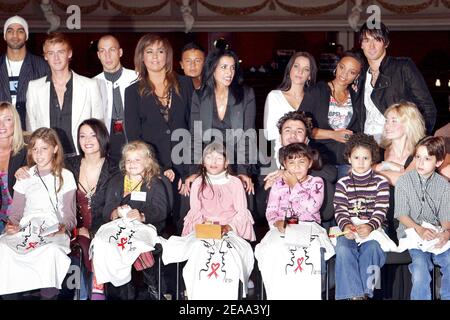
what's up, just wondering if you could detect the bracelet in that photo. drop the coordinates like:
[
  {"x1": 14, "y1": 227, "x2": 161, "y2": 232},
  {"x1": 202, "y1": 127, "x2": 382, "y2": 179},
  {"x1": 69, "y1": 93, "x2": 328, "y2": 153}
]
[{"x1": 381, "y1": 161, "x2": 392, "y2": 171}]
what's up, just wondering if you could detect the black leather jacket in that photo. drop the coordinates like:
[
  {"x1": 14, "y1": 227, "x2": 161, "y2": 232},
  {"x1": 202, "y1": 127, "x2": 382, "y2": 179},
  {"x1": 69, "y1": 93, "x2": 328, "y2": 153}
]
[{"x1": 357, "y1": 55, "x2": 436, "y2": 134}]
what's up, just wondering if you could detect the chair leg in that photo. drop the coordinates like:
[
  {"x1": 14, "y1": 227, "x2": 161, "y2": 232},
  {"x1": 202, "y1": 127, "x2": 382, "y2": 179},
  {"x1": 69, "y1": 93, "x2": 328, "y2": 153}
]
[
  {"x1": 158, "y1": 255, "x2": 162, "y2": 300},
  {"x1": 176, "y1": 262, "x2": 180, "y2": 300},
  {"x1": 325, "y1": 260, "x2": 329, "y2": 301},
  {"x1": 74, "y1": 246, "x2": 82, "y2": 300}
]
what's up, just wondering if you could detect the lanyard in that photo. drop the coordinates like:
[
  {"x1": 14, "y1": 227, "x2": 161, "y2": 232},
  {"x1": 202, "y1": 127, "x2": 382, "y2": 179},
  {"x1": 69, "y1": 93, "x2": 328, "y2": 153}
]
[{"x1": 35, "y1": 167, "x2": 62, "y2": 223}]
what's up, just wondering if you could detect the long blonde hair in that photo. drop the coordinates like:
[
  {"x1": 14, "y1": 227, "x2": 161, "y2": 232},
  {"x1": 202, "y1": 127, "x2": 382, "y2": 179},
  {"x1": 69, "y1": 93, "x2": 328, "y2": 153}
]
[
  {"x1": 133, "y1": 34, "x2": 180, "y2": 97},
  {"x1": 27, "y1": 128, "x2": 65, "y2": 192},
  {"x1": 119, "y1": 141, "x2": 160, "y2": 188},
  {"x1": 0, "y1": 101, "x2": 25, "y2": 155},
  {"x1": 380, "y1": 101, "x2": 426, "y2": 154}
]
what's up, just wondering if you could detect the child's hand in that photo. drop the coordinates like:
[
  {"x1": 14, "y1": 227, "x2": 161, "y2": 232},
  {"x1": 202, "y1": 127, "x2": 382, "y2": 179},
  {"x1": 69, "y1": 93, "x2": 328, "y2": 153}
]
[
  {"x1": 164, "y1": 169, "x2": 175, "y2": 182},
  {"x1": 434, "y1": 230, "x2": 450, "y2": 249},
  {"x1": 356, "y1": 224, "x2": 373, "y2": 239},
  {"x1": 282, "y1": 170, "x2": 299, "y2": 188},
  {"x1": 221, "y1": 224, "x2": 232, "y2": 236},
  {"x1": 6, "y1": 223, "x2": 20, "y2": 235},
  {"x1": 127, "y1": 209, "x2": 145, "y2": 222},
  {"x1": 110, "y1": 209, "x2": 120, "y2": 220},
  {"x1": 274, "y1": 220, "x2": 286, "y2": 234},
  {"x1": 263, "y1": 170, "x2": 283, "y2": 190},
  {"x1": 416, "y1": 226, "x2": 437, "y2": 241},
  {"x1": 14, "y1": 166, "x2": 31, "y2": 181},
  {"x1": 343, "y1": 225, "x2": 356, "y2": 240}
]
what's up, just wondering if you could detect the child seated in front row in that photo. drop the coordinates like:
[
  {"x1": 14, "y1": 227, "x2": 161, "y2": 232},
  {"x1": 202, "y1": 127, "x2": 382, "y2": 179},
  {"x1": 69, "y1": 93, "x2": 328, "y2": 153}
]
[
  {"x1": 90, "y1": 141, "x2": 169, "y2": 300},
  {"x1": 395, "y1": 136, "x2": 450, "y2": 300},
  {"x1": 334, "y1": 133, "x2": 390, "y2": 300},
  {"x1": 0, "y1": 128, "x2": 76, "y2": 299},
  {"x1": 162, "y1": 142, "x2": 255, "y2": 300},
  {"x1": 255, "y1": 143, "x2": 334, "y2": 300}
]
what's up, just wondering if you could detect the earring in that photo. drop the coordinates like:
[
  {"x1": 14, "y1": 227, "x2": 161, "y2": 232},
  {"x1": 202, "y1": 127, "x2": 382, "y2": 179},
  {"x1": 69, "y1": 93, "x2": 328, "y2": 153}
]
[
  {"x1": 305, "y1": 79, "x2": 310, "y2": 87},
  {"x1": 332, "y1": 68, "x2": 336, "y2": 76},
  {"x1": 353, "y1": 77, "x2": 359, "y2": 87}
]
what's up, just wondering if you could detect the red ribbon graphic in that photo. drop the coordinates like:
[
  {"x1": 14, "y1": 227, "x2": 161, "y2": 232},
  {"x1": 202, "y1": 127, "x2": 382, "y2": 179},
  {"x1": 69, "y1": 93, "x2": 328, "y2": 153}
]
[
  {"x1": 208, "y1": 263, "x2": 220, "y2": 278},
  {"x1": 117, "y1": 237, "x2": 128, "y2": 250},
  {"x1": 26, "y1": 242, "x2": 38, "y2": 250},
  {"x1": 294, "y1": 257, "x2": 304, "y2": 273}
]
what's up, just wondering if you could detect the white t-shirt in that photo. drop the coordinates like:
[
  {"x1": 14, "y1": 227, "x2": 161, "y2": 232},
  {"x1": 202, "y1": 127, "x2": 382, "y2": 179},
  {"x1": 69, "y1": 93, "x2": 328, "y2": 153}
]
[
  {"x1": 264, "y1": 90, "x2": 298, "y2": 167},
  {"x1": 5, "y1": 58, "x2": 23, "y2": 106}
]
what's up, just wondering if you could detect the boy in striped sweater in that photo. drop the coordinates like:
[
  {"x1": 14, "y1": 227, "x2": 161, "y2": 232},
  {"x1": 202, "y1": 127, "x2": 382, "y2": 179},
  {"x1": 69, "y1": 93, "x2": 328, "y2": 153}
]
[{"x1": 334, "y1": 133, "x2": 390, "y2": 300}]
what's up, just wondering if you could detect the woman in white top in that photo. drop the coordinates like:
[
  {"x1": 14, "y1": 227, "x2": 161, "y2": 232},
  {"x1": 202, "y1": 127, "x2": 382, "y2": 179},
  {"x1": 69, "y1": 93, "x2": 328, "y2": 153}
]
[{"x1": 264, "y1": 52, "x2": 317, "y2": 167}]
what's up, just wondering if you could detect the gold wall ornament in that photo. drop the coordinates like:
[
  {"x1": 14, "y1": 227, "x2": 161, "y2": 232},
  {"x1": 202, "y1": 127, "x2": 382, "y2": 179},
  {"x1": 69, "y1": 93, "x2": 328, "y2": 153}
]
[
  {"x1": 376, "y1": 0, "x2": 434, "y2": 14},
  {"x1": 108, "y1": 0, "x2": 169, "y2": 15},
  {"x1": 198, "y1": 0, "x2": 270, "y2": 15},
  {"x1": 51, "y1": 0, "x2": 102, "y2": 14},
  {"x1": 441, "y1": 0, "x2": 450, "y2": 8},
  {"x1": 275, "y1": 0, "x2": 346, "y2": 16},
  {"x1": 0, "y1": 0, "x2": 30, "y2": 13},
  {"x1": 49, "y1": 0, "x2": 169, "y2": 16}
]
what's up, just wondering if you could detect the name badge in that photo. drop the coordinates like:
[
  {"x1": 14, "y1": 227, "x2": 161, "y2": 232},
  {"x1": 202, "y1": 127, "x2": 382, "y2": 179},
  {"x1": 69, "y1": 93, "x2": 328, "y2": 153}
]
[{"x1": 131, "y1": 191, "x2": 146, "y2": 202}]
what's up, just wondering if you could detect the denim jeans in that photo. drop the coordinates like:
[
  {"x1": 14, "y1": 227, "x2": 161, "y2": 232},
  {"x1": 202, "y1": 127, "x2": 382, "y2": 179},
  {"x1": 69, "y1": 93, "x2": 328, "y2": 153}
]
[
  {"x1": 335, "y1": 237, "x2": 386, "y2": 300},
  {"x1": 408, "y1": 249, "x2": 450, "y2": 300}
]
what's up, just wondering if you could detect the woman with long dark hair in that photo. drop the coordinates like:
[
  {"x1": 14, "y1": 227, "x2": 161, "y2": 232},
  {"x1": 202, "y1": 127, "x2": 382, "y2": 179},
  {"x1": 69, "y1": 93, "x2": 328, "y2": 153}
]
[
  {"x1": 300, "y1": 52, "x2": 363, "y2": 179},
  {"x1": 264, "y1": 52, "x2": 317, "y2": 166},
  {"x1": 125, "y1": 34, "x2": 191, "y2": 189},
  {"x1": 183, "y1": 48, "x2": 256, "y2": 199}
]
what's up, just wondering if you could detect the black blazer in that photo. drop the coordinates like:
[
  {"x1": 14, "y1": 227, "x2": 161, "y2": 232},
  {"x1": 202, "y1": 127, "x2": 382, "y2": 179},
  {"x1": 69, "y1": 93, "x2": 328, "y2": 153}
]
[
  {"x1": 65, "y1": 155, "x2": 119, "y2": 233},
  {"x1": 0, "y1": 52, "x2": 50, "y2": 129},
  {"x1": 7, "y1": 147, "x2": 27, "y2": 197},
  {"x1": 102, "y1": 174, "x2": 169, "y2": 234},
  {"x1": 300, "y1": 81, "x2": 361, "y2": 165},
  {"x1": 124, "y1": 75, "x2": 191, "y2": 179},
  {"x1": 190, "y1": 85, "x2": 256, "y2": 176},
  {"x1": 357, "y1": 56, "x2": 436, "y2": 134}
]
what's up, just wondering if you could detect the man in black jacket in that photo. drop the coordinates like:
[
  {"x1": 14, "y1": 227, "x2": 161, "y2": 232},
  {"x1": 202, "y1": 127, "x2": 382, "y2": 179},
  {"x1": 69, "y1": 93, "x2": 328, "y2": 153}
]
[
  {"x1": 0, "y1": 15, "x2": 49, "y2": 129},
  {"x1": 357, "y1": 22, "x2": 436, "y2": 141}
]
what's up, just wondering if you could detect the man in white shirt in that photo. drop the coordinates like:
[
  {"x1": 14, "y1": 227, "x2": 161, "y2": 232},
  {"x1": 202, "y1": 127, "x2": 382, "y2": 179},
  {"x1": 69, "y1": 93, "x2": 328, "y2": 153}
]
[
  {"x1": 357, "y1": 22, "x2": 436, "y2": 141},
  {"x1": 0, "y1": 15, "x2": 49, "y2": 129},
  {"x1": 94, "y1": 35, "x2": 137, "y2": 162}
]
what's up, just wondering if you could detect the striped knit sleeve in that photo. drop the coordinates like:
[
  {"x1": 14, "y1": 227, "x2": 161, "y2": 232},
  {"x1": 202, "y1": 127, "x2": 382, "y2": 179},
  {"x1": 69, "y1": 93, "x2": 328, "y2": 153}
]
[
  {"x1": 368, "y1": 176, "x2": 390, "y2": 231},
  {"x1": 334, "y1": 178, "x2": 352, "y2": 231}
]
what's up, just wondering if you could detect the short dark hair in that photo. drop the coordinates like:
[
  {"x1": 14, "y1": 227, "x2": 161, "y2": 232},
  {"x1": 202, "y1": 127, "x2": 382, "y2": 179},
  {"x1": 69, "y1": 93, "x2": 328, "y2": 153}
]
[
  {"x1": 341, "y1": 51, "x2": 365, "y2": 68},
  {"x1": 77, "y1": 118, "x2": 110, "y2": 158},
  {"x1": 279, "y1": 142, "x2": 322, "y2": 171},
  {"x1": 278, "y1": 52, "x2": 317, "y2": 91},
  {"x1": 359, "y1": 22, "x2": 390, "y2": 46},
  {"x1": 181, "y1": 42, "x2": 205, "y2": 55},
  {"x1": 343, "y1": 133, "x2": 380, "y2": 164},
  {"x1": 276, "y1": 111, "x2": 313, "y2": 137},
  {"x1": 415, "y1": 136, "x2": 446, "y2": 162}
]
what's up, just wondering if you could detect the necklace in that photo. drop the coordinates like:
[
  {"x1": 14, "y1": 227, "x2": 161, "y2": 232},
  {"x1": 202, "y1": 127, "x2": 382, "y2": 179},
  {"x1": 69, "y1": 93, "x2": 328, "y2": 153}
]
[
  {"x1": 124, "y1": 175, "x2": 143, "y2": 196},
  {"x1": 329, "y1": 81, "x2": 349, "y2": 106},
  {"x1": 350, "y1": 171, "x2": 373, "y2": 217},
  {"x1": 78, "y1": 158, "x2": 104, "y2": 208}
]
